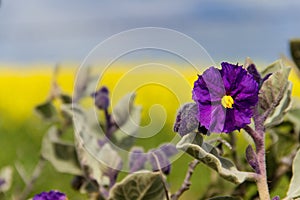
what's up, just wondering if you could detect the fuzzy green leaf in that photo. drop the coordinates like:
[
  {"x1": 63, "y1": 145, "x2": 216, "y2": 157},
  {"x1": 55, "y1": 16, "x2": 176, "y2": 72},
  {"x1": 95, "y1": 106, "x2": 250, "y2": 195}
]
[
  {"x1": 265, "y1": 81, "x2": 292, "y2": 128},
  {"x1": 108, "y1": 171, "x2": 167, "y2": 200},
  {"x1": 260, "y1": 60, "x2": 283, "y2": 77},
  {"x1": 285, "y1": 148, "x2": 300, "y2": 200},
  {"x1": 41, "y1": 126, "x2": 82, "y2": 175},
  {"x1": 176, "y1": 133, "x2": 256, "y2": 184},
  {"x1": 111, "y1": 93, "x2": 136, "y2": 127},
  {"x1": 64, "y1": 105, "x2": 122, "y2": 184}
]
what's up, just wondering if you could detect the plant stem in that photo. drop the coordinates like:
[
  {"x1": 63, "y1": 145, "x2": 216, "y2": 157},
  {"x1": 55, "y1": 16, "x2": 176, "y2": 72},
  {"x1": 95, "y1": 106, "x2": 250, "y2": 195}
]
[
  {"x1": 244, "y1": 126, "x2": 270, "y2": 200},
  {"x1": 171, "y1": 159, "x2": 199, "y2": 200}
]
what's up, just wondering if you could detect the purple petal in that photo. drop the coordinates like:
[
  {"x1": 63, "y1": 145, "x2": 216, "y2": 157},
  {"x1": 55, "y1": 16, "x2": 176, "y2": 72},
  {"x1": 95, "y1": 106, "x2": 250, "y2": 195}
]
[{"x1": 198, "y1": 103, "x2": 225, "y2": 133}]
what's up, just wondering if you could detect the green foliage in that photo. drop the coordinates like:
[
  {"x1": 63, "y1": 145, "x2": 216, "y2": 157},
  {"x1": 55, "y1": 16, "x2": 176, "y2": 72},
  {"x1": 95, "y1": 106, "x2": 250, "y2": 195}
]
[
  {"x1": 176, "y1": 132, "x2": 256, "y2": 184},
  {"x1": 285, "y1": 148, "x2": 300, "y2": 200},
  {"x1": 35, "y1": 101, "x2": 57, "y2": 119},
  {"x1": 108, "y1": 171, "x2": 167, "y2": 200},
  {"x1": 41, "y1": 126, "x2": 82, "y2": 175}
]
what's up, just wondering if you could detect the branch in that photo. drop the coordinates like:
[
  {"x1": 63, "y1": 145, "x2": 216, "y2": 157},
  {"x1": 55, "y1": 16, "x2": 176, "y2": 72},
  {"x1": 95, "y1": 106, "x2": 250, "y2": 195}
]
[
  {"x1": 171, "y1": 159, "x2": 199, "y2": 200},
  {"x1": 151, "y1": 152, "x2": 170, "y2": 200},
  {"x1": 16, "y1": 158, "x2": 46, "y2": 200}
]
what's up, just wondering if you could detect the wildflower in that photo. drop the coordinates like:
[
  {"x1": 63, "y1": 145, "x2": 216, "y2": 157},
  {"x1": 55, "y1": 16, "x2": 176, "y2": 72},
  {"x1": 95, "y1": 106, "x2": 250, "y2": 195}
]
[
  {"x1": 33, "y1": 190, "x2": 67, "y2": 200},
  {"x1": 192, "y1": 62, "x2": 259, "y2": 133}
]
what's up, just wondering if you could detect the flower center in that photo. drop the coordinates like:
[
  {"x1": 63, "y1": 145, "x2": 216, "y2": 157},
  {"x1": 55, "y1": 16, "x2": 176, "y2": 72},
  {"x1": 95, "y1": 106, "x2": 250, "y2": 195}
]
[{"x1": 221, "y1": 95, "x2": 234, "y2": 108}]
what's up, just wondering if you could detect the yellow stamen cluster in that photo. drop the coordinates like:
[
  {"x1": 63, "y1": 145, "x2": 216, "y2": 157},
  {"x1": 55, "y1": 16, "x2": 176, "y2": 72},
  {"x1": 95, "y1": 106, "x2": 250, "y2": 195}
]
[{"x1": 221, "y1": 95, "x2": 234, "y2": 108}]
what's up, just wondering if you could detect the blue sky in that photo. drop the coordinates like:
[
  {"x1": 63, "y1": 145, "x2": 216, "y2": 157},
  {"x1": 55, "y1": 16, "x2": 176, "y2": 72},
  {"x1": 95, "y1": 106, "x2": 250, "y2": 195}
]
[{"x1": 0, "y1": 0, "x2": 300, "y2": 64}]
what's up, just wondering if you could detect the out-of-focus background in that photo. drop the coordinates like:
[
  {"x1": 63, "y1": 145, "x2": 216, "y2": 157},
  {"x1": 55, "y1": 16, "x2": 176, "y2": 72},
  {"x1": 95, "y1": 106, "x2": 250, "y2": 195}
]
[{"x1": 1, "y1": 0, "x2": 300, "y2": 199}]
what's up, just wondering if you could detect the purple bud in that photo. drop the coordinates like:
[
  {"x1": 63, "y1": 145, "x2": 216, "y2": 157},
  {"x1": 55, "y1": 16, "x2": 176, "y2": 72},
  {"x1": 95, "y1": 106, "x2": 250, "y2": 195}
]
[
  {"x1": 33, "y1": 190, "x2": 67, "y2": 200},
  {"x1": 247, "y1": 64, "x2": 261, "y2": 84},
  {"x1": 159, "y1": 144, "x2": 178, "y2": 157},
  {"x1": 246, "y1": 145, "x2": 260, "y2": 174},
  {"x1": 272, "y1": 196, "x2": 280, "y2": 200},
  {"x1": 129, "y1": 147, "x2": 148, "y2": 173},
  {"x1": 91, "y1": 86, "x2": 110, "y2": 110}
]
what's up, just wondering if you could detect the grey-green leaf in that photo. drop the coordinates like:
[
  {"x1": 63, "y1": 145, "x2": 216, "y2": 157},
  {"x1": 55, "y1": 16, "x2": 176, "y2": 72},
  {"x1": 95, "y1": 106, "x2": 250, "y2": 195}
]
[
  {"x1": 259, "y1": 61, "x2": 292, "y2": 119},
  {"x1": 111, "y1": 93, "x2": 136, "y2": 127},
  {"x1": 41, "y1": 126, "x2": 82, "y2": 175},
  {"x1": 285, "y1": 148, "x2": 300, "y2": 200},
  {"x1": 265, "y1": 81, "x2": 292, "y2": 128},
  {"x1": 112, "y1": 105, "x2": 142, "y2": 149},
  {"x1": 260, "y1": 60, "x2": 283, "y2": 77},
  {"x1": 176, "y1": 133, "x2": 256, "y2": 184},
  {"x1": 0, "y1": 166, "x2": 13, "y2": 192},
  {"x1": 174, "y1": 103, "x2": 199, "y2": 136},
  {"x1": 108, "y1": 171, "x2": 167, "y2": 200}
]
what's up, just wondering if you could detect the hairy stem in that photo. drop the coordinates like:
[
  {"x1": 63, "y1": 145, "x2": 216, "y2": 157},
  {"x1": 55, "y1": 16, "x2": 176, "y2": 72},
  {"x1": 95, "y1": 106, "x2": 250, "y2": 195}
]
[
  {"x1": 244, "y1": 125, "x2": 270, "y2": 200},
  {"x1": 171, "y1": 159, "x2": 199, "y2": 200}
]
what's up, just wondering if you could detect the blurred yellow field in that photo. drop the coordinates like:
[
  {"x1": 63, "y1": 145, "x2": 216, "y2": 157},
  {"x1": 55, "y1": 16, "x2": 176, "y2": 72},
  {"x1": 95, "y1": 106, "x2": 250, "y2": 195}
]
[{"x1": 0, "y1": 63, "x2": 299, "y2": 123}]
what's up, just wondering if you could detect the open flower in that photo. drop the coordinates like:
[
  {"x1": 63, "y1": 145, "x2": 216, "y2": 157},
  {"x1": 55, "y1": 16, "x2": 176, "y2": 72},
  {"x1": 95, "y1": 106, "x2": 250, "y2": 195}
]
[
  {"x1": 33, "y1": 190, "x2": 67, "y2": 200},
  {"x1": 192, "y1": 62, "x2": 259, "y2": 133}
]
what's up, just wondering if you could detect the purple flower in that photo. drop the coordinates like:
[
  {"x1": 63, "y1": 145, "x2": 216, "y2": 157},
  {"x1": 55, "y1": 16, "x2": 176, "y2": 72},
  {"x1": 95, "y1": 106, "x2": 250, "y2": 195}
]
[
  {"x1": 33, "y1": 190, "x2": 67, "y2": 200},
  {"x1": 193, "y1": 62, "x2": 259, "y2": 133}
]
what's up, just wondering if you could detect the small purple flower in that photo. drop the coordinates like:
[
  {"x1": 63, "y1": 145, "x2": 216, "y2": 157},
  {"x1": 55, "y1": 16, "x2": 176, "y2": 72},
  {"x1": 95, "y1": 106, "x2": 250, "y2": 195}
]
[
  {"x1": 193, "y1": 62, "x2": 259, "y2": 133},
  {"x1": 33, "y1": 190, "x2": 67, "y2": 200}
]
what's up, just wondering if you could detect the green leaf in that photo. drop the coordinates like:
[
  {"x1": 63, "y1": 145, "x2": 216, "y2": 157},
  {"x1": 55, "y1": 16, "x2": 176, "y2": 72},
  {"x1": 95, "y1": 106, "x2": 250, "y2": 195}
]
[
  {"x1": 285, "y1": 148, "x2": 300, "y2": 200},
  {"x1": 108, "y1": 171, "x2": 167, "y2": 200},
  {"x1": 60, "y1": 93, "x2": 72, "y2": 104},
  {"x1": 259, "y1": 61, "x2": 292, "y2": 119},
  {"x1": 111, "y1": 93, "x2": 136, "y2": 127},
  {"x1": 176, "y1": 132, "x2": 256, "y2": 184},
  {"x1": 66, "y1": 105, "x2": 122, "y2": 184},
  {"x1": 290, "y1": 39, "x2": 300, "y2": 70},
  {"x1": 0, "y1": 166, "x2": 13, "y2": 192},
  {"x1": 41, "y1": 126, "x2": 82, "y2": 175},
  {"x1": 35, "y1": 101, "x2": 57, "y2": 119},
  {"x1": 174, "y1": 103, "x2": 199, "y2": 136},
  {"x1": 208, "y1": 196, "x2": 242, "y2": 200}
]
